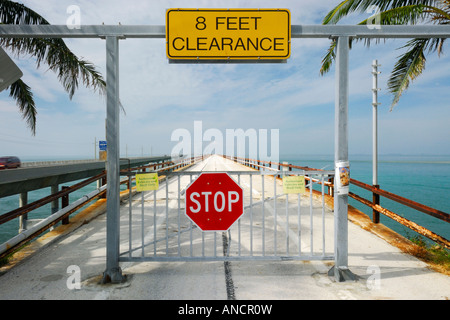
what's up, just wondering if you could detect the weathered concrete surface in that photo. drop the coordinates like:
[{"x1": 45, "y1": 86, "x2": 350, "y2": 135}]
[{"x1": 0, "y1": 155, "x2": 448, "y2": 300}]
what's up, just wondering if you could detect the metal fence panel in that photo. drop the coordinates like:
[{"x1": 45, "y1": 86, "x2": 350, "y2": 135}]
[{"x1": 119, "y1": 169, "x2": 335, "y2": 263}]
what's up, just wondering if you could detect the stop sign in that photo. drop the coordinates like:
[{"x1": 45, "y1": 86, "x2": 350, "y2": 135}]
[{"x1": 185, "y1": 172, "x2": 244, "y2": 231}]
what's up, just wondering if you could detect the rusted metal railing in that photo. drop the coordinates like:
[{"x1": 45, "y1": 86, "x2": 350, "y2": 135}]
[
  {"x1": 0, "y1": 156, "x2": 203, "y2": 260},
  {"x1": 228, "y1": 155, "x2": 449, "y2": 249},
  {"x1": 348, "y1": 178, "x2": 449, "y2": 249}
]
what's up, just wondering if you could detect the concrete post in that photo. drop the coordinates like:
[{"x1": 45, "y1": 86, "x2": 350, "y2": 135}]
[
  {"x1": 61, "y1": 186, "x2": 70, "y2": 225},
  {"x1": 51, "y1": 184, "x2": 59, "y2": 214},
  {"x1": 18, "y1": 192, "x2": 28, "y2": 232}
]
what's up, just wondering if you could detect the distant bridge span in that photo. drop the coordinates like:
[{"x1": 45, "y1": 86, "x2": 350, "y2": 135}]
[{"x1": 0, "y1": 156, "x2": 170, "y2": 198}]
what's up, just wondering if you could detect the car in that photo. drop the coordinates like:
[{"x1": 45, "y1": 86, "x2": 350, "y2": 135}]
[{"x1": 0, "y1": 156, "x2": 21, "y2": 169}]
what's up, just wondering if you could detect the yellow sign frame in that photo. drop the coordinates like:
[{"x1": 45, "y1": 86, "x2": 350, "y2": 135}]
[{"x1": 166, "y1": 8, "x2": 291, "y2": 60}]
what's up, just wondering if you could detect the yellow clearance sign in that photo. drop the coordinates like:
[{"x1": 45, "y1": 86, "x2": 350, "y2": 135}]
[{"x1": 166, "y1": 9, "x2": 291, "y2": 60}]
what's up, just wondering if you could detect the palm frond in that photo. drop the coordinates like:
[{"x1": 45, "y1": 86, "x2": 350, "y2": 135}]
[
  {"x1": 427, "y1": 4, "x2": 450, "y2": 23},
  {"x1": 320, "y1": 40, "x2": 336, "y2": 76},
  {"x1": 320, "y1": 0, "x2": 448, "y2": 112},
  {"x1": 357, "y1": 5, "x2": 430, "y2": 26},
  {"x1": 0, "y1": 0, "x2": 50, "y2": 25},
  {"x1": 8, "y1": 79, "x2": 37, "y2": 134},
  {"x1": 0, "y1": 0, "x2": 107, "y2": 134},
  {"x1": 320, "y1": 37, "x2": 360, "y2": 75},
  {"x1": 427, "y1": 37, "x2": 446, "y2": 56},
  {"x1": 323, "y1": 0, "x2": 440, "y2": 25},
  {"x1": 1, "y1": 36, "x2": 106, "y2": 99},
  {"x1": 323, "y1": 0, "x2": 356, "y2": 25},
  {"x1": 388, "y1": 38, "x2": 428, "y2": 110}
]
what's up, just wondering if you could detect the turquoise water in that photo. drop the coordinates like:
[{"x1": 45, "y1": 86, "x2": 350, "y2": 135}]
[
  {"x1": 282, "y1": 154, "x2": 450, "y2": 245},
  {"x1": 0, "y1": 175, "x2": 129, "y2": 245},
  {"x1": 0, "y1": 179, "x2": 99, "y2": 245},
  {"x1": 1, "y1": 155, "x2": 449, "y2": 246}
]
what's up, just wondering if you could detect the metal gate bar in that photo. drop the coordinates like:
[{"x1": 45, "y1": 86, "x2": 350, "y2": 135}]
[{"x1": 119, "y1": 169, "x2": 334, "y2": 262}]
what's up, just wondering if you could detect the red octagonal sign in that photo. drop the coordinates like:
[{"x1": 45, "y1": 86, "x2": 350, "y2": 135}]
[{"x1": 185, "y1": 172, "x2": 244, "y2": 231}]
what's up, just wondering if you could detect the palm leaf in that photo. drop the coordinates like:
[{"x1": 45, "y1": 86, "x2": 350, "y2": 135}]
[
  {"x1": 321, "y1": 0, "x2": 448, "y2": 110},
  {"x1": 0, "y1": 0, "x2": 50, "y2": 24},
  {"x1": 427, "y1": 37, "x2": 447, "y2": 55},
  {"x1": 1, "y1": 37, "x2": 106, "y2": 98},
  {"x1": 320, "y1": 39, "x2": 336, "y2": 76},
  {"x1": 425, "y1": 2, "x2": 450, "y2": 21},
  {"x1": 389, "y1": 36, "x2": 448, "y2": 109},
  {"x1": 8, "y1": 79, "x2": 37, "y2": 133},
  {"x1": 357, "y1": 5, "x2": 430, "y2": 26},
  {"x1": 320, "y1": 38, "x2": 359, "y2": 76},
  {"x1": 0, "y1": 0, "x2": 106, "y2": 134},
  {"x1": 388, "y1": 38, "x2": 428, "y2": 110},
  {"x1": 323, "y1": 0, "x2": 440, "y2": 25}
]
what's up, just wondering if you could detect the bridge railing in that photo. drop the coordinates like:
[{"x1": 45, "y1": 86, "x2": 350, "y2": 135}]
[
  {"x1": 0, "y1": 156, "x2": 204, "y2": 261},
  {"x1": 223, "y1": 155, "x2": 449, "y2": 250}
]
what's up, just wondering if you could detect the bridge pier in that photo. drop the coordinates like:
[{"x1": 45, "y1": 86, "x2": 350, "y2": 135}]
[{"x1": 18, "y1": 192, "x2": 28, "y2": 233}]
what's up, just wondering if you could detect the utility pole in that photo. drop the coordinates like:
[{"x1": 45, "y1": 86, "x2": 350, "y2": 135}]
[{"x1": 372, "y1": 60, "x2": 381, "y2": 223}]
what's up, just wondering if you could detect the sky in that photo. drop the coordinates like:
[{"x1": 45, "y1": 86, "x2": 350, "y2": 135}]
[{"x1": 0, "y1": 0, "x2": 449, "y2": 161}]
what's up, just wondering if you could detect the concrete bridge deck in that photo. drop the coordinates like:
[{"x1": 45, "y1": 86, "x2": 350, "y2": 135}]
[{"x1": 0, "y1": 155, "x2": 448, "y2": 300}]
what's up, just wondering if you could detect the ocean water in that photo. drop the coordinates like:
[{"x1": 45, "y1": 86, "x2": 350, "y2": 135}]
[
  {"x1": 282, "y1": 154, "x2": 450, "y2": 245},
  {"x1": 0, "y1": 173, "x2": 129, "y2": 245},
  {"x1": 0, "y1": 155, "x2": 449, "y2": 247}
]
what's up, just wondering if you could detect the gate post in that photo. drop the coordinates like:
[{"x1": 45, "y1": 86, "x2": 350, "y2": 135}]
[
  {"x1": 102, "y1": 35, "x2": 126, "y2": 284},
  {"x1": 328, "y1": 36, "x2": 356, "y2": 282}
]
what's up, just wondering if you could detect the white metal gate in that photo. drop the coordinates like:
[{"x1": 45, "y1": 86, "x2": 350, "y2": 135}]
[{"x1": 119, "y1": 168, "x2": 335, "y2": 263}]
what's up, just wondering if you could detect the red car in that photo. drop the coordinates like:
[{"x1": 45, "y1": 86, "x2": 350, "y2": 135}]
[{"x1": 0, "y1": 156, "x2": 21, "y2": 169}]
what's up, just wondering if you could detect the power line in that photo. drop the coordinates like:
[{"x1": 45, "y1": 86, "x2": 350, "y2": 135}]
[{"x1": 0, "y1": 133, "x2": 92, "y2": 146}]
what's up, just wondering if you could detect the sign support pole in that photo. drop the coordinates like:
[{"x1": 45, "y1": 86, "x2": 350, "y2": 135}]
[
  {"x1": 102, "y1": 36, "x2": 126, "y2": 284},
  {"x1": 329, "y1": 36, "x2": 356, "y2": 282}
]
